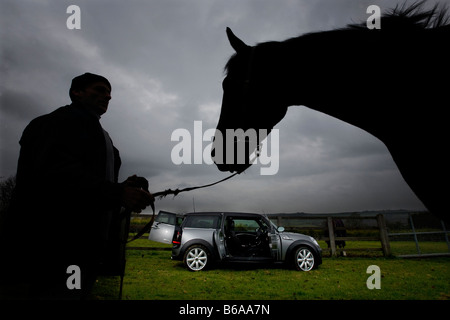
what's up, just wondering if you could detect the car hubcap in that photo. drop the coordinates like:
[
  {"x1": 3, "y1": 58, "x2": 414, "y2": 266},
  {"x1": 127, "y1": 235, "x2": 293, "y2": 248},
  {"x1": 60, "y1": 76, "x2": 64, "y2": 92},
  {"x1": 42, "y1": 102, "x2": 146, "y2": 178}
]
[
  {"x1": 186, "y1": 248, "x2": 207, "y2": 271},
  {"x1": 297, "y1": 248, "x2": 314, "y2": 271}
]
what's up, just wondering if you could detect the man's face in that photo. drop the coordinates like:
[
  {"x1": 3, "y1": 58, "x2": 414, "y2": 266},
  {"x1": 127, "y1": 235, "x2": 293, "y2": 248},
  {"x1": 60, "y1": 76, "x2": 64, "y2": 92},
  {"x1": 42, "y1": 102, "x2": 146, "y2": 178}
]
[{"x1": 72, "y1": 81, "x2": 112, "y2": 115}]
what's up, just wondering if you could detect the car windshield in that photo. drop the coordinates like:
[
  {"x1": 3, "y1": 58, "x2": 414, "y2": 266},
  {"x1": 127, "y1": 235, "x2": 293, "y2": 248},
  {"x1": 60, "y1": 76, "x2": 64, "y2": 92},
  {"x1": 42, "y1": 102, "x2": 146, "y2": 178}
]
[
  {"x1": 259, "y1": 214, "x2": 279, "y2": 231},
  {"x1": 269, "y1": 220, "x2": 281, "y2": 231}
]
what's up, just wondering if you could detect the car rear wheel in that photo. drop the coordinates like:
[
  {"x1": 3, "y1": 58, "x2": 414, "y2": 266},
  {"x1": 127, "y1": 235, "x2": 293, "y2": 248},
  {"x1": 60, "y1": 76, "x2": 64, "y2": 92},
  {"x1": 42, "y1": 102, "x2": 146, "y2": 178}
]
[
  {"x1": 294, "y1": 247, "x2": 315, "y2": 271},
  {"x1": 184, "y1": 245, "x2": 210, "y2": 271}
]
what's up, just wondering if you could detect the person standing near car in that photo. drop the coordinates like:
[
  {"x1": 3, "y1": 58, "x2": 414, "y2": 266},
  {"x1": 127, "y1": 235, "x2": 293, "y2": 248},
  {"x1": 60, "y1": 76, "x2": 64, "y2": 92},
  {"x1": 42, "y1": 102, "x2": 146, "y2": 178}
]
[{"x1": 0, "y1": 73, "x2": 154, "y2": 299}]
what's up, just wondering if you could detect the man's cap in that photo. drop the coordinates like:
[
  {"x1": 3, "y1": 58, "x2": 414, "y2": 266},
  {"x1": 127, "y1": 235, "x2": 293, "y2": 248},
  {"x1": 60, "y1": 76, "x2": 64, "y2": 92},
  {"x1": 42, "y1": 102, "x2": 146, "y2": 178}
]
[{"x1": 69, "y1": 73, "x2": 111, "y2": 100}]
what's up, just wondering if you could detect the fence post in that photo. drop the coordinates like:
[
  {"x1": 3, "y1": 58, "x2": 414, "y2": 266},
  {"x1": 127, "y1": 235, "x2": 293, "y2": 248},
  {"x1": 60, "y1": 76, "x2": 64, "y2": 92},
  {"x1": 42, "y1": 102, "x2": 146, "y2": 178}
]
[
  {"x1": 377, "y1": 214, "x2": 391, "y2": 256},
  {"x1": 327, "y1": 217, "x2": 337, "y2": 257},
  {"x1": 409, "y1": 214, "x2": 421, "y2": 254},
  {"x1": 441, "y1": 220, "x2": 450, "y2": 253}
]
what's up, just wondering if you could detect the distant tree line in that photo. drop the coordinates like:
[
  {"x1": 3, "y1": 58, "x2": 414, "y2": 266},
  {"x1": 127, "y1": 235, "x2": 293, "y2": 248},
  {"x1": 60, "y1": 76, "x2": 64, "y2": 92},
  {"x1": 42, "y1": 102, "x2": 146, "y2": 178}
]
[{"x1": 0, "y1": 175, "x2": 16, "y2": 231}]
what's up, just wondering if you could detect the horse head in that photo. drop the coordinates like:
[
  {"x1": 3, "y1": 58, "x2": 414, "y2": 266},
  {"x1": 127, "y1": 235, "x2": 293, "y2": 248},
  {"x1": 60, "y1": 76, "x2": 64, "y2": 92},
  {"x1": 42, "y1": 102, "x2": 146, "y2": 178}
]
[{"x1": 211, "y1": 28, "x2": 288, "y2": 173}]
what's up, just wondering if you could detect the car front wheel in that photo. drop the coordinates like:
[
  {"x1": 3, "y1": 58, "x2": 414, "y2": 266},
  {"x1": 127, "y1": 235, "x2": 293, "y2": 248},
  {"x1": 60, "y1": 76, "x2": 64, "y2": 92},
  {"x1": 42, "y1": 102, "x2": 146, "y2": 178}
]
[
  {"x1": 294, "y1": 247, "x2": 315, "y2": 271},
  {"x1": 184, "y1": 245, "x2": 210, "y2": 271}
]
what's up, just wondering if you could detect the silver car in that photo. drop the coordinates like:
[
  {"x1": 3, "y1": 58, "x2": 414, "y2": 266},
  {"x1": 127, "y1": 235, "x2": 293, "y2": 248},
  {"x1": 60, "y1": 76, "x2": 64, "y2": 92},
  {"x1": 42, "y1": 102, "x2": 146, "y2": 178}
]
[
  {"x1": 170, "y1": 212, "x2": 322, "y2": 272},
  {"x1": 148, "y1": 211, "x2": 183, "y2": 244}
]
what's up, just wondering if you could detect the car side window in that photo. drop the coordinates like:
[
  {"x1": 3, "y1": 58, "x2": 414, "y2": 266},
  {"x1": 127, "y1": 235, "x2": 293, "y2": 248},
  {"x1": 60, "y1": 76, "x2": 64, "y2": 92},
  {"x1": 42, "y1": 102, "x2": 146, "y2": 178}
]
[
  {"x1": 232, "y1": 218, "x2": 260, "y2": 232},
  {"x1": 156, "y1": 212, "x2": 176, "y2": 225},
  {"x1": 184, "y1": 215, "x2": 221, "y2": 229}
]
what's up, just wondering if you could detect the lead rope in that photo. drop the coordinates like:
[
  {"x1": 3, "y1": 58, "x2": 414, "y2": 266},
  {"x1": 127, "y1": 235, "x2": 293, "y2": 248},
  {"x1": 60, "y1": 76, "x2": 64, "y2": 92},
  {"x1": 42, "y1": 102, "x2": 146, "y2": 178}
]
[
  {"x1": 118, "y1": 172, "x2": 239, "y2": 299},
  {"x1": 126, "y1": 171, "x2": 239, "y2": 243}
]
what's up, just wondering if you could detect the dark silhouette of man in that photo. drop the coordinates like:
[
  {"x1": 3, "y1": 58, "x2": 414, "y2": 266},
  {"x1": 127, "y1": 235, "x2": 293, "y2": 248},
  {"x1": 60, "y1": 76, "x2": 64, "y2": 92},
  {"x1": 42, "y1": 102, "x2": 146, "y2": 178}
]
[{"x1": 0, "y1": 73, "x2": 154, "y2": 299}]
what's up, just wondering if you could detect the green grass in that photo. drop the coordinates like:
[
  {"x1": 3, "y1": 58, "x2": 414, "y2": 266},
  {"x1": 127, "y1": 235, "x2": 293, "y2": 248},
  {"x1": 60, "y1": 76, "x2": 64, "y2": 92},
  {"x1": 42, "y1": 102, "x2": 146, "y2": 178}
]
[
  {"x1": 318, "y1": 240, "x2": 450, "y2": 257},
  {"x1": 90, "y1": 240, "x2": 450, "y2": 300}
]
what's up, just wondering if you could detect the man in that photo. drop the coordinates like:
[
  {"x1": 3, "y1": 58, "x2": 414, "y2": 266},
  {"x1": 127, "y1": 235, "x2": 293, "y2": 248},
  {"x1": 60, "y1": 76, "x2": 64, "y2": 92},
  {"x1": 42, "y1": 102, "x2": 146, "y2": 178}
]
[{"x1": 0, "y1": 73, "x2": 154, "y2": 299}]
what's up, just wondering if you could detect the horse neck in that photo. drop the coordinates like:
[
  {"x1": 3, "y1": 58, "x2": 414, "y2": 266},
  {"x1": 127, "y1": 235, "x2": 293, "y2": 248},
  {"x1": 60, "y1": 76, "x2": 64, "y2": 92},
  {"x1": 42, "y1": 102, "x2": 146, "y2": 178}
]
[
  {"x1": 269, "y1": 28, "x2": 422, "y2": 139},
  {"x1": 274, "y1": 30, "x2": 379, "y2": 124}
]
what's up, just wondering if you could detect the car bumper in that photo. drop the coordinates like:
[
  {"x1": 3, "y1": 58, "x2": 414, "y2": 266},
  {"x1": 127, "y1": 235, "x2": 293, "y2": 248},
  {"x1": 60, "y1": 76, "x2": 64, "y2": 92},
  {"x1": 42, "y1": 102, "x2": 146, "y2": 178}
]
[{"x1": 171, "y1": 248, "x2": 183, "y2": 261}]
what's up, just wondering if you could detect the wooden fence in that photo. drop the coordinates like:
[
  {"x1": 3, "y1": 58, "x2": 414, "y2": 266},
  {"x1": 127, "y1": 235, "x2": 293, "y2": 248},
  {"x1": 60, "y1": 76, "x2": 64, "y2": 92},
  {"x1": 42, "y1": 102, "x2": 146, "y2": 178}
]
[{"x1": 268, "y1": 214, "x2": 391, "y2": 257}]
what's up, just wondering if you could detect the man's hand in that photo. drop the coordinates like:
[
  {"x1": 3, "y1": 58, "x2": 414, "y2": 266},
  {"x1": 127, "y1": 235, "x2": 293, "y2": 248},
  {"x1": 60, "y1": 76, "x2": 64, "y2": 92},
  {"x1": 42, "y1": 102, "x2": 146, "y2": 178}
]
[{"x1": 120, "y1": 175, "x2": 154, "y2": 213}]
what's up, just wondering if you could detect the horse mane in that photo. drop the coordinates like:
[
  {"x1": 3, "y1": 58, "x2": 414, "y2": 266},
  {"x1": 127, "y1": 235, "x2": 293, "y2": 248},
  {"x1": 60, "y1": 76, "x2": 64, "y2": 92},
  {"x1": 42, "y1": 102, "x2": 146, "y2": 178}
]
[
  {"x1": 346, "y1": 0, "x2": 449, "y2": 30},
  {"x1": 224, "y1": 1, "x2": 449, "y2": 75}
]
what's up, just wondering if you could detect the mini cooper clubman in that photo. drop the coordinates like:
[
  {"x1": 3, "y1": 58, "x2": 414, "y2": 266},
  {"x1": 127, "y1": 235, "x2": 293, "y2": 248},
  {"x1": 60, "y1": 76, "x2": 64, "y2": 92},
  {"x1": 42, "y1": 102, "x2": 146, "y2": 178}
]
[{"x1": 169, "y1": 212, "x2": 322, "y2": 272}]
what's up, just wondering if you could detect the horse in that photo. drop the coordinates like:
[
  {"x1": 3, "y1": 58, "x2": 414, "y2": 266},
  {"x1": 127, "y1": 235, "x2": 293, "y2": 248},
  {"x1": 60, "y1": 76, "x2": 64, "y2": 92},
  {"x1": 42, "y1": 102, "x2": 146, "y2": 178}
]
[{"x1": 211, "y1": 2, "x2": 449, "y2": 223}]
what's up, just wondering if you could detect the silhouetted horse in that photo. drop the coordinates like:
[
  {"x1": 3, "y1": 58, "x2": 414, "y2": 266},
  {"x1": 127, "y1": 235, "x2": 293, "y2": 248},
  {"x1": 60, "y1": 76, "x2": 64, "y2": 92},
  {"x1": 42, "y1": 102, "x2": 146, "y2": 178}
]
[{"x1": 212, "y1": 2, "x2": 449, "y2": 222}]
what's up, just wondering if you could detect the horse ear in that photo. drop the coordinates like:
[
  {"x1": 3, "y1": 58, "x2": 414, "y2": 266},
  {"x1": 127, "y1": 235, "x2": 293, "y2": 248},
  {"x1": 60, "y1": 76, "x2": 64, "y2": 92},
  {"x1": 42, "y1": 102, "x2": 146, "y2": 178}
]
[{"x1": 226, "y1": 27, "x2": 248, "y2": 53}]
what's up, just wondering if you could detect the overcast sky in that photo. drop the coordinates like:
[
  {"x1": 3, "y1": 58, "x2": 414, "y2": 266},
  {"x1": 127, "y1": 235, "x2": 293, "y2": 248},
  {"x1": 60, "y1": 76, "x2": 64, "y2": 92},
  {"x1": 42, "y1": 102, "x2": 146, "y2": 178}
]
[{"x1": 2, "y1": 0, "x2": 438, "y2": 215}]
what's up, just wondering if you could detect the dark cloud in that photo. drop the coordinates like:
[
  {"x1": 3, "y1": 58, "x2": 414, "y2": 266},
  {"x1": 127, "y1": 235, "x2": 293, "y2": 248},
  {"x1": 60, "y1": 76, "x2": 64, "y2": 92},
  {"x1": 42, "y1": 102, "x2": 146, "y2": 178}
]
[{"x1": 1, "y1": 0, "x2": 431, "y2": 213}]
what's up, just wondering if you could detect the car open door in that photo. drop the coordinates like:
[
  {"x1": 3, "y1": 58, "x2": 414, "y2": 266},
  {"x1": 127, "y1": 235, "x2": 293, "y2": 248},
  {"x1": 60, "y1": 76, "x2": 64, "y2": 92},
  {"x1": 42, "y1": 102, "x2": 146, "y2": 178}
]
[
  {"x1": 213, "y1": 213, "x2": 227, "y2": 259},
  {"x1": 148, "y1": 211, "x2": 179, "y2": 244},
  {"x1": 268, "y1": 222, "x2": 282, "y2": 260}
]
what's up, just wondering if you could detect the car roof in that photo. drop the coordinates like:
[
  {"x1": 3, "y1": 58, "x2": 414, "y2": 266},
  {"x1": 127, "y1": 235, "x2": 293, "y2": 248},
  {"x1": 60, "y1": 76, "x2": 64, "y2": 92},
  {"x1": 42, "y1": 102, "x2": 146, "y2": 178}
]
[{"x1": 184, "y1": 212, "x2": 266, "y2": 218}]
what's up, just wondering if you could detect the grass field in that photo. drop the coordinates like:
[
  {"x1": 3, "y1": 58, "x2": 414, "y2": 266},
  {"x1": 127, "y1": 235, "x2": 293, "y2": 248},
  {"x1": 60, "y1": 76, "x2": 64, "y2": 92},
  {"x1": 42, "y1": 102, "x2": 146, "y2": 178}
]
[{"x1": 90, "y1": 240, "x2": 450, "y2": 300}]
